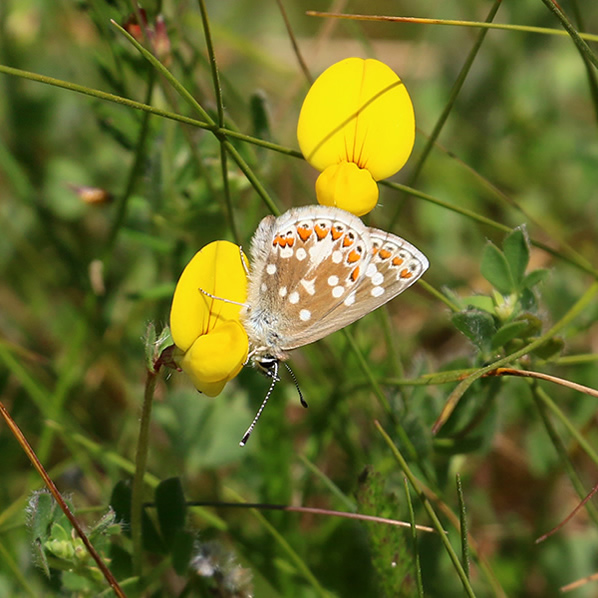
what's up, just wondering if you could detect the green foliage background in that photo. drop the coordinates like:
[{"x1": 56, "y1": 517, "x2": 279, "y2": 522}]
[{"x1": 0, "y1": 1, "x2": 597, "y2": 596}]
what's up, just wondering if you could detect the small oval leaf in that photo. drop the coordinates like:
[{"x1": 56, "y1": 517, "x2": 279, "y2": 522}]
[
  {"x1": 481, "y1": 242, "x2": 515, "y2": 294},
  {"x1": 452, "y1": 309, "x2": 497, "y2": 351},
  {"x1": 503, "y1": 227, "x2": 530, "y2": 288}
]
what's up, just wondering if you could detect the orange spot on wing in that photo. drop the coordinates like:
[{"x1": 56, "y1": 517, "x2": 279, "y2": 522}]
[
  {"x1": 392, "y1": 256, "x2": 404, "y2": 267},
  {"x1": 372, "y1": 246, "x2": 379, "y2": 255},
  {"x1": 347, "y1": 249, "x2": 361, "y2": 263},
  {"x1": 331, "y1": 227, "x2": 343, "y2": 240},
  {"x1": 297, "y1": 226, "x2": 312, "y2": 241},
  {"x1": 350, "y1": 266, "x2": 360, "y2": 282},
  {"x1": 343, "y1": 235, "x2": 354, "y2": 247},
  {"x1": 315, "y1": 224, "x2": 328, "y2": 240},
  {"x1": 286, "y1": 236, "x2": 295, "y2": 247},
  {"x1": 400, "y1": 269, "x2": 413, "y2": 279},
  {"x1": 379, "y1": 249, "x2": 392, "y2": 260}
]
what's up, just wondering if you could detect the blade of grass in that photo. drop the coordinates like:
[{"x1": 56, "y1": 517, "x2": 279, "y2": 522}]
[
  {"x1": 196, "y1": 0, "x2": 240, "y2": 243},
  {"x1": 403, "y1": 477, "x2": 424, "y2": 597},
  {"x1": 375, "y1": 421, "x2": 476, "y2": 598},
  {"x1": 539, "y1": 0, "x2": 598, "y2": 70},
  {"x1": 456, "y1": 474, "x2": 470, "y2": 579},
  {"x1": 276, "y1": 0, "x2": 313, "y2": 83},
  {"x1": 306, "y1": 11, "x2": 598, "y2": 44},
  {"x1": 569, "y1": 0, "x2": 598, "y2": 124}
]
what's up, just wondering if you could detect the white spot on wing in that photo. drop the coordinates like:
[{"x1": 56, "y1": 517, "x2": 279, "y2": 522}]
[
  {"x1": 371, "y1": 272, "x2": 384, "y2": 286},
  {"x1": 344, "y1": 291, "x2": 356, "y2": 306},
  {"x1": 371, "y1": 286, "x2": 384, "y2": 297},
  {"x1": 289, "y1": 291, "x2": 300, "y2": 304},
  {"x1": 261, "y1": 283, "x2": 267, "y2": 292},
  {"x1": 301, "y1": 278, "x2": 316, "y2": 295},
  {"x1": 332, "y1": 286, "x2": 344, "y2": 298},
  {"x1": 299, "y1": 309, "x2": 311, "y2": 321},
  {"x1": 332, "y1": 250, "x2": 343, "y2": 264},
  {"x1": 280, "y1": 247, "x2": 293, "y2": 259},
  {"x1": 266, "y1": 263, "x2": 277, "y2": 275},
  {"x1": 296, "y1": 247, "x2": 307, "y2": 261},
  {"x1": 327, "y1": 275, "x2": 339, "y2": 286},
  {"x1": 366, "y1": 263, "x2": 377, "y2": 277},
  {"x1": 279, "y1": 286, "x2": 287, "y2": 297}
]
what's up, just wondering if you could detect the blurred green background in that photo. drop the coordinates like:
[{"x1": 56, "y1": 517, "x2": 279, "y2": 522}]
[{"x1": 1, "y1": 1, "x2": 598, "y2": 596}]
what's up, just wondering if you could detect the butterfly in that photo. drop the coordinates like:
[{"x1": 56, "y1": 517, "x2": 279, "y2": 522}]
[{"x1": 232, "y1": 204, "x2": 428, "y2": 445}]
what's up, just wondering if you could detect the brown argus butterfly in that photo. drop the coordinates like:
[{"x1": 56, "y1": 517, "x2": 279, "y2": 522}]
[{"x1": 236, "y1": 205, "x2": 428, "y2": 445}]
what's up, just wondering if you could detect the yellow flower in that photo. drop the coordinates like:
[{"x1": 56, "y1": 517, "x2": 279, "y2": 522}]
[
  {"x1": 297, "y1": 57, "x2": 415, "y2": 216},
  {"x1": 170, "y1": 241, "x2": 249, "y2": 396}
]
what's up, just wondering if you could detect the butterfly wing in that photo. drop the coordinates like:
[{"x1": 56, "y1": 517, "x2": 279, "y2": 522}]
[
  {"x1": 285, "y1": 227, "x2": 428, "y2": 349},
  {"x1": 244, "y1": 205, "x2": 374, "y2": 356}
]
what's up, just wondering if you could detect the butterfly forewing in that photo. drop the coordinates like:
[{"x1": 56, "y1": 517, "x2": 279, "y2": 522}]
[{"x1": 245, "y1": 207, "x2": 371, "y2": 353}]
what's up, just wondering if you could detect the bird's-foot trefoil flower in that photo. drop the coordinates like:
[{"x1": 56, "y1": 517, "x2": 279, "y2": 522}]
[
  {"x1": 297, "y1": 57, "x2": 415, "y2": 216},
  {"x1": 168, "y1": 241, "x2": 249, "y2": 397}
]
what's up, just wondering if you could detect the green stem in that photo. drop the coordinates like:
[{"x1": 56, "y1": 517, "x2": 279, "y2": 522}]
[{"x1": 131, "y1": 368, "x2": 158, "y2": 580}]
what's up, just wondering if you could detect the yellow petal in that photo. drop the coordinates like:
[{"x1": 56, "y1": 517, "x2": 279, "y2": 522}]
[
  {"x1": 170, "y1": 240, "x2": 248, "y2": 353},
  {"x1": 297, "y1": 57, "x2": 415, "y2": 181},
  {"x1": 180, "y1": 320, "x2": 248, "y2": 397},
  {"x1": 316, "y1": 162, "x2": 379, "y2": 217}
]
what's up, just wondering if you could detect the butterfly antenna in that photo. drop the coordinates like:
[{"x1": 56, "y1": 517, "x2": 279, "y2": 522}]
[
  {"x1": 198, "y1": 287, "x2": 247, "y2": 308},
  {"x1": 240, "y1": 360, "x2": 279, "y2": 447},
  {"x1": 283, "y1": 362, "x2": 307, "y2": 408}
]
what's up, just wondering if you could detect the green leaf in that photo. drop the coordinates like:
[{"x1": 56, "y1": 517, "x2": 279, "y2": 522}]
[
  {"x1": 491, "y1": 320, "x2": 531, "y2": 350},
  {"x1": 171, "y1": 530, "x2": 194, "y2": 575},
  {"x1": 250, "y1": 91, "x2": 272, "y2": 141},
  {"x1": 462, "y1": 295, "x2": 495, "y2": 313},
  {"x1": 523, "y1": 268, "x2": 550, "y2": 289},
  {"x1": 27, "y1": 491, "x2": 56, "y2": 541},
  {"x1": 110, "y1": 480, "x2": 166, "y2": 554},
  {"x1": 109, "y1": 542, "x2": 133, "y2": 581},
  {"x1": 511, "y1": 313, "x2": 543, "y2": 339},
  {"x1": 110, "y1": 480, "x2": 132, "y2": 531},
  {"x1": 452, "y1": 309, "x2": 497, "y2": 351},
  {"x1": 155, "y1": 477, "x2": 187, "y2": 550},
  {"x1": 503, "y1": 227, "x2": 530, "y2": 288},
  {"x1": 531, "y1": 337, "x2": 565, "y2": 360},
  {"x1": 32, "y1": 538, "x2": 51, "y2": 578},
  {"x1": 481, "y1": 242, "x2": 515, "y2": 294},
  {"x1": 50, "y1": 522, "x2": 69, "y2": 543}
]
